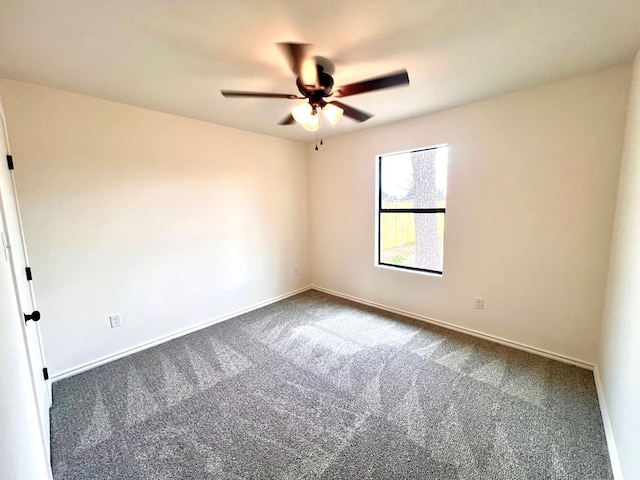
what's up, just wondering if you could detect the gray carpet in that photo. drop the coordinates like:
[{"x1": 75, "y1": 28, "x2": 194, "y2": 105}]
[{"x1": 50, "y1": 290, "x2": 613, "y2": 479}]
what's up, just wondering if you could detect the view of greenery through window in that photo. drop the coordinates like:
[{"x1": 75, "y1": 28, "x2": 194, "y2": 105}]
[{"x1": 378, "y1": 145, "x2": 448, "y2": 274}]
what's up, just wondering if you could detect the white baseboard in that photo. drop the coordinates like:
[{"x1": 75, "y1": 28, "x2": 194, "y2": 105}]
[
  {"x1": 53, "y1": 283, "x2": 594, "y2": 380},
  {"x1": 593, "y1": 366, "x2": 623, "y2": 479},
  {"x1": 51, "y1": 286, "x2": 313, "y2": 382},
  {"x1": 310, "y1": 285, "x2": 594, "y2": 370}
]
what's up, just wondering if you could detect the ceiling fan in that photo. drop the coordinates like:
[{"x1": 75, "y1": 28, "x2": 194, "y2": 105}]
[{"x1": 221, "y1": 42, "x2": 410, "y2": 132}]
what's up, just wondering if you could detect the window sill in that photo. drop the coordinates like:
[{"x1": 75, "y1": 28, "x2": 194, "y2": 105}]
[{"x1": 375, "y1": 263, "x2": 443, "y2": 278}]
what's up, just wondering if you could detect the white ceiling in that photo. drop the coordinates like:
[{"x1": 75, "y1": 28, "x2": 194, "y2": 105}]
[{"x1": 1, "y1": 1, "x2": 640, "y2": 142}]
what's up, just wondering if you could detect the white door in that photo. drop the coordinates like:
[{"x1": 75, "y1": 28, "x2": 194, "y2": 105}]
[{"x1": 0, "y1": 104, "x2": 51, "y2": 458}]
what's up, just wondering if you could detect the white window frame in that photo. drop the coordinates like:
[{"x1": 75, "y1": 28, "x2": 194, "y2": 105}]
[{"x1": 375, "y1": 145, "x2": 448, "y2": 275}]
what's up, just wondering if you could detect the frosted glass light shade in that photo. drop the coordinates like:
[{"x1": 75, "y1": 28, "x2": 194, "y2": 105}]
[
  {"x1": 323, "y1": 103, "x2": 344, "y2": 125},
  {"x1": 292, "y1": 102, "x2": 313, "y2": 124},
  {"x1": 303, "y1": 115, "x2": 319, "y2": 131}
]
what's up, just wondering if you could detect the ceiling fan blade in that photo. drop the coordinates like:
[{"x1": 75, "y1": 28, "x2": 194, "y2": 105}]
[
  {"x1": 278, "y1": 114, "x2": 296, "y2": 125},
  {"x1": 330, "y1": 101, "x2": 374, "y2": 122},
  {"x1": 333, "y1": 69, "x2": 409, "y2": 98},
  {"x1": 221, "y1": 90, "x2": 302, "y2": 99},
  {"x1": 278, "y1": 42, "x2": 318, "y2": 88}
]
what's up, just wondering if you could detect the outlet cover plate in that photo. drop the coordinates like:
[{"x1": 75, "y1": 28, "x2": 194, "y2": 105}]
[{"x1": 109, "y1": 313, "x2": 122, "y2": 328}]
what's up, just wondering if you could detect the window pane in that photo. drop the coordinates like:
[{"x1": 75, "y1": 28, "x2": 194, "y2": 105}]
[
  {"x1": 379, "y1": 212, "x2": 445, "y2": 272},
  {"x1": 380, "y1": 146, "x2": 448, "y2": 209}
]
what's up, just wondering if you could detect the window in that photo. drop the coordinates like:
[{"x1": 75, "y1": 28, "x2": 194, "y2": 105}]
[{"x1": 377, "y1": 145, "x2": 448, "y2": 274}]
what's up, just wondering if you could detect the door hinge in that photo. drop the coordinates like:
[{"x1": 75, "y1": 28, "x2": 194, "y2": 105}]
[
  {"x1": 43, "y1": 368, "x2": 49, "y2": 381},
  {"x1": 6, "y1": 155, "x2": 14, "y2": 170},
  {"x1": 26, "y1": 267, "x2": 32, "y2": 281}
]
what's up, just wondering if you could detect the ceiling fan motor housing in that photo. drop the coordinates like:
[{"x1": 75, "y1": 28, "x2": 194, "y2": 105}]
[{"x1": 296, "y1": 65, "x2": 334, "y2": 103}]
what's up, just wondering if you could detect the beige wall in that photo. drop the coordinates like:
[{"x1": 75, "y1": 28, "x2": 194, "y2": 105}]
[
  {"x1": 309, "y1": 65, "x2": 630, "y2": 364},
  {"x1": 599, "y1": 51, "x2": 640, "y2": 479},
  {"x1": 0, "y1": 79, "x2": 309, "y2": 375}
]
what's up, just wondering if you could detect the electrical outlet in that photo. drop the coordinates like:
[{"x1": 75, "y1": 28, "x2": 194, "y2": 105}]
[
  {"x1": 294, "y1": 268, "x2": 299, "y2": 276},
  {"x1": 109, "y1": 313, "x2": 122, "y2": 328},
  {"x1": 474, "y1": 297, "x2": 484, "y2": 310}
]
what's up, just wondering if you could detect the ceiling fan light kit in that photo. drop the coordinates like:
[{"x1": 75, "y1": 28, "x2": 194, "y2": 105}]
[
  {"x1": 221, "y1": 42, "x2": 410, "y2": 146},
  {"x1": 292, "y1": 101, "x2": 344, "y2": 131},
  {"x1": 291, "y1": 102, "x2": 319, "y2": 131}
]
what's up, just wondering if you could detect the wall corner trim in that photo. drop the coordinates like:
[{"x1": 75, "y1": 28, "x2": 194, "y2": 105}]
[
  {"x1": 593, "y1": 365, "x2": 624, "y2": 480},
  {"x1": 50, "y1": 286, "x2": 313, "y2": 382}
]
